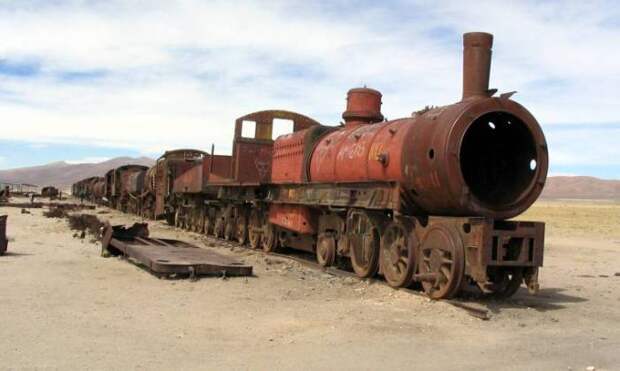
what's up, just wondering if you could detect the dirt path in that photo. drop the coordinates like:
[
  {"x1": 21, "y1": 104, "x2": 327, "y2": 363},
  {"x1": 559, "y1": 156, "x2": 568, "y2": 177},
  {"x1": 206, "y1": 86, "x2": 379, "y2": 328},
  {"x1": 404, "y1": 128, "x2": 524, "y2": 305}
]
[{"x1": 1, "y1": 200, "x2": 619, "y2": 370}]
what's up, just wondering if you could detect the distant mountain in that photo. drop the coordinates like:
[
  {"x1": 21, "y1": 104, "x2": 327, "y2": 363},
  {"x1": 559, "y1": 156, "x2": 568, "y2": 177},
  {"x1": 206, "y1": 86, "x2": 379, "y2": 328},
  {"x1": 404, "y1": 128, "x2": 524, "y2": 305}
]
[
  {"x1": 0, "y1": 157, "x2": 155, "y2": 190},
  {"x1": 0, "y1": 159, "x2": 617, "y2": 200},
  {"x1": 541, "y1": 176, "x2": 620, "y2": 200}
]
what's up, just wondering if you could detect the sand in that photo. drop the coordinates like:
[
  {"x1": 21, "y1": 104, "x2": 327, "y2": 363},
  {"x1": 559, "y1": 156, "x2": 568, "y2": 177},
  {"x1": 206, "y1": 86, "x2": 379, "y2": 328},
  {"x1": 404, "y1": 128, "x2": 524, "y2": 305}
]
[{"x1": 0, "y1": 198, "x2": 619, "y2": 370}]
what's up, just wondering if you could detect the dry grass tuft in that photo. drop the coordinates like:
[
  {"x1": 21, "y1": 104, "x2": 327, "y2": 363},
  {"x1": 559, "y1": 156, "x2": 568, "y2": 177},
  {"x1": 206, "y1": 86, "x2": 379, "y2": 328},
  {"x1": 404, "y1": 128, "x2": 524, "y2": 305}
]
[{"x1": 67, "y1": 214, "x2": 104, "y2": 240}]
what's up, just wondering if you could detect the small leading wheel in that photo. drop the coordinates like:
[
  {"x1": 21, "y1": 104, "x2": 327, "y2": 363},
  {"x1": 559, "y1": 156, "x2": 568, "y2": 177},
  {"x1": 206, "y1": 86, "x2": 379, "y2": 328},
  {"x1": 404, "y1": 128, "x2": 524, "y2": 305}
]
[
  {"x1": 380, "y1": 221, "x2": 417, "y2": 288},
  {"x1": 418, "y1": 224, "x2": 465, "y2": 300},
  {"x1": 485, "y1": 268, "x2": 524, "y2": 299},
  {"x1": 261, "y1": 220, "x2": 278, "y2": 253},
  {"x1": 236, "y1": 212, "x2": 248, "y2": 245},
  {"x1": 248, "y1": 209, "x2": 262, "y2": 249},
  {"x1": 348, "y1": 211, "x2": 381, "y2": 278},
  {"x1": 316, "y1": 233, "x2": 336, "y2": 267}
]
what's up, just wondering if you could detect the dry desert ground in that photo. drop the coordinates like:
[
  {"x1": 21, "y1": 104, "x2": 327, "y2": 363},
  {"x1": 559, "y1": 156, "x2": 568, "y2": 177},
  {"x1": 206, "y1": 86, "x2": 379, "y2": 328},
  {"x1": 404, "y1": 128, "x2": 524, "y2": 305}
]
[{"x1": 1, "y1": 198, "x2": 619, "y2": 370}]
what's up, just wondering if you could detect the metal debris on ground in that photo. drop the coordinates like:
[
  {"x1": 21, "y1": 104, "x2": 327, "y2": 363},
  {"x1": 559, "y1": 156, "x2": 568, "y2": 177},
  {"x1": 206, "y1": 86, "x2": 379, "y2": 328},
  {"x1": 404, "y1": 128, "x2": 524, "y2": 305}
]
[
  {"x1": 0, "y1": 202, "x2": 95, "y2": 210},
  {"x1": 44, "y1": 207, "x2": 68, "y2": 218},
  {"x1": 0, "y1": 215, "x2": 7, "y2": 255},
  {"x1": 101, "y1": 222, "x2": 253, "y2": 278}
]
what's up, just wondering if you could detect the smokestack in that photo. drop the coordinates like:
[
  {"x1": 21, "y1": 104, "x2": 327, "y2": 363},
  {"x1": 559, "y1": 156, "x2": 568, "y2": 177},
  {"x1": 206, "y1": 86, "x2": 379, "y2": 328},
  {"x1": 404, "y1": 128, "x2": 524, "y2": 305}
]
[{"x1": 462, "y1": 32, "x2": 493, "y2": 100}]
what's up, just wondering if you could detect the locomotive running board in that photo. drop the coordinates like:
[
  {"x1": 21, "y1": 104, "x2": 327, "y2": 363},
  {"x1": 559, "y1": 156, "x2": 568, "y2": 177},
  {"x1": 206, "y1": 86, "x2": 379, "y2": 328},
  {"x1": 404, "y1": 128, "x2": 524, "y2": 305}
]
[{"x1": 101, "y1": 222, "x2": 252, "y2": 278}]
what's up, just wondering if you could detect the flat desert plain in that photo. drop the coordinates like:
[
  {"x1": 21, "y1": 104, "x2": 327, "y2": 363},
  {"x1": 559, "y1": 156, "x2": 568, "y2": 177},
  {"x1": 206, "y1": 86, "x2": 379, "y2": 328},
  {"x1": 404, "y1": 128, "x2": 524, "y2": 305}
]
[{"x1": 0, "y1": 198, "x2": 619, "y2": 370}]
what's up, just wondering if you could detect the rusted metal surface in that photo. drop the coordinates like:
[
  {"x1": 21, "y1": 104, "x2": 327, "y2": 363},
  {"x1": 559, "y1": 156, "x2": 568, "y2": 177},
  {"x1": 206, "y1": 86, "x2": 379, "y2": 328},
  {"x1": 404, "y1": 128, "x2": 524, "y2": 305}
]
[
  {"x1": 268, "y1": 204, "x2": 317, "y2": 234},
  {"x1": 41, "y1": 186, "x2": 59, "y2": 198},
  {"x1": 63, "y1": 32, "x2": 547, "y2": 301},
  {"x1": 0, "y1": 202, "x2": 95, "y2": 210},
  {"x1": 172, "y1": 154, "x2": 233, "y2": 193},
  {"x1": 342, "y1": 87, "x2": 384, "y2": 127},
  {"x1": 415, "y1": 216, "x2": 544, "y2": 298},
  {"x1": 231, "y1": 110, "x2": 320, "y2": 184},
  {"x1": 104, "y1": 164, "x2": 149, "y2": 211},
  {"x1": 148, "y1": 149, "x2": 207, "y2": 218},
  {"x1": 463, "y1": 32, "x2": 494, "y2": 99},
  {"x1": 271, "y1": 125, "x2": 334, "y2": 184},
  {"x1": 72, "y1": 176, "x2": 104, "y2": 203},
  {"x1": 0, "y1": 215, "x2": 7, "y2": 255},
  {"x1": 101, "y1": 222, "x2": 252, "y2": 277},
  {"x1": 307, "y1": 33, "x2": 548, "y2": 220},
  {"x1": 268, "y1": 182, "x2": 402, "y2": 210}
]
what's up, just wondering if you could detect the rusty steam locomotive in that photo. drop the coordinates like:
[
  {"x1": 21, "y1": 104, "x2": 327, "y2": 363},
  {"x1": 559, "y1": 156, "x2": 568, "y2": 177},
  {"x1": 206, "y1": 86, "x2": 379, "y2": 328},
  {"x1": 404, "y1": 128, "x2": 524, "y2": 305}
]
[{"x1": 73, "y1": 32, "x2": 548, "y2": 299}]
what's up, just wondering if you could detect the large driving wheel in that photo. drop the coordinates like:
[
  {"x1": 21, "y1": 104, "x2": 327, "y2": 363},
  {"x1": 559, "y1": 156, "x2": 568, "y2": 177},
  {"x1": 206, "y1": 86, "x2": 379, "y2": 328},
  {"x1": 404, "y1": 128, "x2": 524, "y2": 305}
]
[
  {"x1": 204, "y1": 208, "x2": 214, "y2": 235},
  {"x1": 418, "y1": 224, "x2": 465, "y2": 299},
  {"x1": 261, "y1": 220, "x2": 278, "y2": 253},
  {"x1": 236, "y1": 210, "x2": 248, "y2": 244},
  {"x1": 248, "y1": 209, "x2": 262, "y2": 249},
  {"x1": 316, "y1": 233, "x2": 336, "y2": 267},
  {"x1": 224, "y1": 219, "x2": 235, "y2": 240},
  {"x1": 380, "y1": 221, "x2": 417, "y2": 288},
  {"x1": 348, "y1": 211, "x2": 381, "y2": 278},
  {"x1": 196, "y1": 208, "x2": 205, "y2": 234},
  {"x1": 174, "y1": 208, "x2": 182, "y2": 228},
  {"x1": 213, "y1": 209, "x2": 225, "y2": 238}
]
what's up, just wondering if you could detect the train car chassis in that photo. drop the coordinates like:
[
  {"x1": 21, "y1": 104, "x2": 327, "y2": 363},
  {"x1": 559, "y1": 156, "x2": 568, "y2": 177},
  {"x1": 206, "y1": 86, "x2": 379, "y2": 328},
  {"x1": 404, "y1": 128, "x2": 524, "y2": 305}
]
[{"x1": 169, "y1": 181, "x2": 544, "y2": 300}]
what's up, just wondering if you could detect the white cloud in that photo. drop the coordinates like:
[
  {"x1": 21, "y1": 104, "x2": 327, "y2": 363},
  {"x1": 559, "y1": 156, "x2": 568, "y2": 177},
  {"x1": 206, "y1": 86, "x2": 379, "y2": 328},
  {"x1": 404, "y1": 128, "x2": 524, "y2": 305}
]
[
  {"x1": 0, "y1": 0, "x2": 618, "y2": 167},
  {"x1": 65, "y1": 156, "x2": 111, "y2": 164}
]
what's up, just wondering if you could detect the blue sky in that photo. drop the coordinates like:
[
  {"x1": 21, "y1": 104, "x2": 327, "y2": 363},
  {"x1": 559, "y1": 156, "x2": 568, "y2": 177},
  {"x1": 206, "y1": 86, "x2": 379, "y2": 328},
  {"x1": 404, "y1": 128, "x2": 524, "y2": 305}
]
[{"x1": 0, "y1": 0, "x2": 619, "y2": 178}]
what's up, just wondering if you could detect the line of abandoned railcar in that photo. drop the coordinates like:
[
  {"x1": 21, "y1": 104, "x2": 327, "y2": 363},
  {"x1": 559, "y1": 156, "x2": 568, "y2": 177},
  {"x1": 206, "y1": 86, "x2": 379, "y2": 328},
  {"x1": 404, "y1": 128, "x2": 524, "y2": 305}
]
[{"x1": 72, "y1": 32, "x2": 549, "y2": 300}]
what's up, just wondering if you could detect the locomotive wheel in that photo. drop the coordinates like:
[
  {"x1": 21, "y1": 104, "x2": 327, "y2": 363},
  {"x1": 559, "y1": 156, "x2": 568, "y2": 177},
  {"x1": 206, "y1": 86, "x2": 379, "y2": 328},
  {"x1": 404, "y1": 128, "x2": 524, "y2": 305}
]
[
  {"x1": 248, "y1": 209, "x2": 262, "y2": 249},
  {"x1": 190, "y1": 210, "x2": 197, "y2": 231},
  {"x1": 380, "y1": 221, "x2": 417, "y2": 288},
  {"x1": 224, "y1": 220, "x2": 235, "y2": 241},
  {"x1": 261, "y1": 221, "x2": 278, "y2": 253},
  {"x1": 418, "y1": 224, "x2": 465, "y2": 300},
  {"x1": 349, "y1": 211, "x2": 381, "y2": 278},
  {"x1": 174, "y1": 208, "x2": 182, "y2": 228},
  {"x1": 236, "y1": 212, "x2": 248, "y2": 244},
  {"x1": 204, "y1": 209, "x2": 214, "y2": 235},
  {"x1": 196, "y1": 208, "x2": 205, "y2": 234},
  {"x1": 316, "y1": 233, "x2": 336, "y2": 267},
  {"x1": 214, "y1": 210, "x2": 225, "y2": 239},
  {"x1": 485, "y1": 268, "x2": 524, "y2": 299}
]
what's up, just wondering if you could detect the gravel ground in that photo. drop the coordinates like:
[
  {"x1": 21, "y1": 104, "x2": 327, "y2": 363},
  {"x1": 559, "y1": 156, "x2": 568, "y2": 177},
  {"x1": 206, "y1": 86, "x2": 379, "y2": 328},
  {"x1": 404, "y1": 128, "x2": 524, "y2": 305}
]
[{"x1": 1, "y1": 198, "x2": 619, "y2": 370}]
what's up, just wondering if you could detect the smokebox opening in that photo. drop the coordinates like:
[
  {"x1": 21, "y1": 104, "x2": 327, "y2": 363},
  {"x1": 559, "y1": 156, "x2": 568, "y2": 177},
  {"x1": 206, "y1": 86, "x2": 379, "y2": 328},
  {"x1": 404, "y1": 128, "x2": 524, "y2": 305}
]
[{"x1": 460, "y1": 111, "x2": 537, "y2": 207}]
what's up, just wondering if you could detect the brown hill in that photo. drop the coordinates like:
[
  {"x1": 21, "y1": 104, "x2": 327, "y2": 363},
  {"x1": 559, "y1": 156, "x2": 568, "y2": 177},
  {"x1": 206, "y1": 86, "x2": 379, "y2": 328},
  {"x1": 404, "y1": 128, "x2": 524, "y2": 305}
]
[
  {"x1": 1, "y1": 159, "x2": 617, "y2": 200},
  {"x1": 0, "y1": 157, "x2": 155, "y2": 190},
  {"x1": 541, "y1": 176, "x2": 620, "y2": 200}
]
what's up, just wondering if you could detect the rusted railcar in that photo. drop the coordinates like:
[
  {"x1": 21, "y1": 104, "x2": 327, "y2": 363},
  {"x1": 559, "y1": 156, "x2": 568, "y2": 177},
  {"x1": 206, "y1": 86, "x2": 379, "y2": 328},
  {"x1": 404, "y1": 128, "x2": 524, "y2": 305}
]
[
  {"x1": 171, "y1": 110, "x2": 320, "y2": 240},
  {"x1": 72, "y1": 176, "x2": 105, "y2": 203},
  {"x1": 41, "y1": 186, "x2": 59, "y2": 199},
  {"x1": 104, "y1": 165, "x2": 149, "y2": 212},
  {"x1": 138, "y1": 149, "x2": 207, "y2": 221}
]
